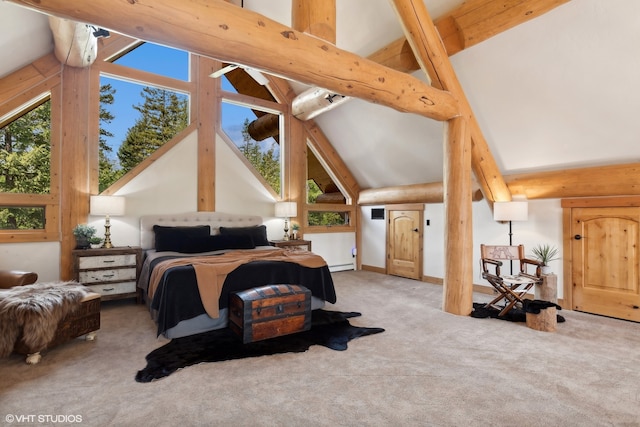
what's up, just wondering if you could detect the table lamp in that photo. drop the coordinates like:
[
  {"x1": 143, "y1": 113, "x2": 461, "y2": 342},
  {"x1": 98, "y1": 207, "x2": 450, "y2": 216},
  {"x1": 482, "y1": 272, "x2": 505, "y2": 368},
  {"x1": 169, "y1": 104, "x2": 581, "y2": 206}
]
[
  {"x1": 493, "y1": 199, "x2": 528, "y2": 274},
  {"x1": 90, "y1": 195, "x2": 125, "y2": 248},
  {"x1": 274, "y1": 201, "x2": 297, "y2": 241}
]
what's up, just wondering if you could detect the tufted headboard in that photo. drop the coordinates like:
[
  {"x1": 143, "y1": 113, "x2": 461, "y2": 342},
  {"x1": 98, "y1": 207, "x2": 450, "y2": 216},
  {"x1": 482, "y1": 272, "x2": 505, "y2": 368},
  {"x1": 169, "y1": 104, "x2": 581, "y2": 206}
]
[{"x1": 139, "y1": 211, "x2": 263, "y2": 250}]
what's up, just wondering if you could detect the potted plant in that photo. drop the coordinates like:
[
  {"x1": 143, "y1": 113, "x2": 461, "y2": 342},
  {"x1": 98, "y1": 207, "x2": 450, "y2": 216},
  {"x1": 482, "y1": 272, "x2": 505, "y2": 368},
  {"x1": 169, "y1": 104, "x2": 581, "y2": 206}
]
[
  {"x1": 531, "y1": 243, "x2": 560, "y2": 274},
  {"x1": 292, "y1": 224, "x2": 300, "y2": 240},
  {"x1": 73, "y1": 224, "x2": 97, "y2": 249},
  {"x1": 88, "y1": 236, "x2": 103, "y2": 249}
]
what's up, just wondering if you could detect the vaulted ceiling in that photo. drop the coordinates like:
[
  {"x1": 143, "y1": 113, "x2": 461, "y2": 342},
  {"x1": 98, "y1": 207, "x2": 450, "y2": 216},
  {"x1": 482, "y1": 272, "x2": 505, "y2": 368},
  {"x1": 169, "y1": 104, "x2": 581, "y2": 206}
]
[{"x1": 2, "y1": 0, "x2": 640, "y2": 193}]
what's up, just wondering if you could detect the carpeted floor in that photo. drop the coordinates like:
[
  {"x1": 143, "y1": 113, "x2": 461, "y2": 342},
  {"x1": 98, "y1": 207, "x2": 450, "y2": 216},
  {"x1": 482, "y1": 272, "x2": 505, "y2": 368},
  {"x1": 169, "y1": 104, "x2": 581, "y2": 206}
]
[
  {"x1": 135, "y1": 310, "x2": 384, "y2": 382},
  {"x1": 1, "y1": 270, "x2": 640, "y2": 426}
]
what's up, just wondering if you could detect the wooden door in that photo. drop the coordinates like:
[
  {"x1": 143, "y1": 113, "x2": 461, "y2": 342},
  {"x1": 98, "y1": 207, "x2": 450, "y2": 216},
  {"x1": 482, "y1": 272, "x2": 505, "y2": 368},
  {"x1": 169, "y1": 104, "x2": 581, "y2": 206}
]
[
  {"x1": 387, "y1": 208, "x2": 423, "y2": 280},
  {"x1": 571, "y1": 207, "x2": 640, "y2": 321}
]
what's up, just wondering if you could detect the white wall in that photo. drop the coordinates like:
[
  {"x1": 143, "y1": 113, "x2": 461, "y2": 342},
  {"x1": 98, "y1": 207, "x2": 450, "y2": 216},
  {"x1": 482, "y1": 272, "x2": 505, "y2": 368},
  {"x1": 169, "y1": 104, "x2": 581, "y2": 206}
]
[
  {"x1": 305, "y1": 232, "x2": 355, "y2": 272},
  {"x1": 360, "y1": 198, "x2": 565, "y2": 298},
  {"x1": 0, "y1": 242, "x2": 60, "y2": 282}
]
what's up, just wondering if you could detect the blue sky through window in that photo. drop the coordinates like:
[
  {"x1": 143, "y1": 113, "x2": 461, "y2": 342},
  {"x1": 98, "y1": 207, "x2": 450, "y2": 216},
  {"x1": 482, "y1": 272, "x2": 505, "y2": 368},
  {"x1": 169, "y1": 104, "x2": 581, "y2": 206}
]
[{"x1": 100, "y1": 43, "x2": 256, "y2": 168}]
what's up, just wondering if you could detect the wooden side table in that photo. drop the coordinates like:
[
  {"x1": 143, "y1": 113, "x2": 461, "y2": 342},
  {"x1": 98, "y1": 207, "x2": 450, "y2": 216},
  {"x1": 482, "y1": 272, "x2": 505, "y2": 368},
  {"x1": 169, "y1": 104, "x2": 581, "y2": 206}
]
[
  {"x1": 270, "y1": 239, "x2": 312, "y2": 252},
  {"x1": 72, "y1": 246, "x2": 142, "y2": 301}
]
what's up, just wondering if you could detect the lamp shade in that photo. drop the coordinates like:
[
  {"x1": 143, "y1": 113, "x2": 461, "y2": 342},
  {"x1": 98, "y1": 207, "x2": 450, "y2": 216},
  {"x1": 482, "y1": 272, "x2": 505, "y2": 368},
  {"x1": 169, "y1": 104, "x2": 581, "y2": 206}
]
[
  {"x1": 493, "y1": 201, "x2": 528, "y2": 222},
  {"x1": 90, "y1": 195, "x2": 125, "y2": 216},
  {"x1": 274, "y1": 201, "x2": 297, "y2": 218}
]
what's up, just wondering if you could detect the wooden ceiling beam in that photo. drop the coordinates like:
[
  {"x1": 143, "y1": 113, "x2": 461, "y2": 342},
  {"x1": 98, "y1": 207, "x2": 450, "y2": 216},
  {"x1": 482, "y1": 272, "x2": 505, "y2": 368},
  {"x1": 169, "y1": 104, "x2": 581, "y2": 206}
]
[
  {"x1": 292, "y1": 0, "x2": 336, "y2": 44},
  {"x1": 7, "y1": 0, "x2": 459, "y2": 122},
  {"x1": 357, "y1": 161, "x2": 640, "y2": 205},
  {"x1": 294, "y1": 0, "x2": 570, "y2": 129},
  {"x1": 371, "y1": 0, "x2": 570, "y2": 70},
  {"x1": 447, "y1": 0, "x2": 571, "y2": 54},
  {"x1": 358, "y1": 182, "x2": 483, "y2": 205},
  {"x1": 506, "y1": 162, "x2": 640, "y2": 199},
  {"x1": 389, "y1": 0, "x2": 510, "y2": 205},
  {"x1": 48, "y1": 17, "x2": 98, "y2": 68}
]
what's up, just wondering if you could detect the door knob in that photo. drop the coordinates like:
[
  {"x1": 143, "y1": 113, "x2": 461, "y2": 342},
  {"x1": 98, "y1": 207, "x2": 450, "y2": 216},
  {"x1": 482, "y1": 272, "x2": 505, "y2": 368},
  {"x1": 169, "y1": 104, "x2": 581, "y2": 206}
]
[
  {"x1": 412, "y1": 228, "x2": 419, "y2": 232},
  {"x1": 574, "y1": 234, "x2": 582, "y2": 240}
]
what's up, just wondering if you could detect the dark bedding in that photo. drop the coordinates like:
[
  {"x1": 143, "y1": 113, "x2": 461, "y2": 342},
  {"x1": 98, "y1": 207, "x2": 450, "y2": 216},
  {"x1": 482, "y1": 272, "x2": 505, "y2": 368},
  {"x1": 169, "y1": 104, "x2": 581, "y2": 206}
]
[{"x1": 140, "y1": 251, "x2": 336, "y2": 337}]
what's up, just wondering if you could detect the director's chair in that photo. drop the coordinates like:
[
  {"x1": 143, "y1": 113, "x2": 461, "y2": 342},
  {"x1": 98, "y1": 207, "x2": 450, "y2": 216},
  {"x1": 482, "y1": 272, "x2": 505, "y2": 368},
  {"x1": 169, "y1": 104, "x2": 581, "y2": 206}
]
[{"x1": 480, "y1": 244, "x2": 544, "y2": 316}]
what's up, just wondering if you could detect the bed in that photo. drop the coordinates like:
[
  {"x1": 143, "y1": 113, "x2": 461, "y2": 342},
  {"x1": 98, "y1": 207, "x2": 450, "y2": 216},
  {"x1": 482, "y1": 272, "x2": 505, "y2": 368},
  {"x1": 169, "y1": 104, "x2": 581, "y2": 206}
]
[{"x1": 137, "y1": 212, "x2": 337, "y2": 339}]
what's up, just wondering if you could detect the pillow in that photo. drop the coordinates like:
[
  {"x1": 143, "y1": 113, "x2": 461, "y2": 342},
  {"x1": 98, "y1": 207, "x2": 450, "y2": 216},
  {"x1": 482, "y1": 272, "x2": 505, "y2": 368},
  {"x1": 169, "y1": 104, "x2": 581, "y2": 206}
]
[
  {"x1": 181, "y1": 234, "x2": 256, "y2": 253},
  {"x1": 153, "y1": 225, "x2": 211, "y2": 252},
  {"x1": 218, "y1": 225, "x2": 270, "y2": 247}
]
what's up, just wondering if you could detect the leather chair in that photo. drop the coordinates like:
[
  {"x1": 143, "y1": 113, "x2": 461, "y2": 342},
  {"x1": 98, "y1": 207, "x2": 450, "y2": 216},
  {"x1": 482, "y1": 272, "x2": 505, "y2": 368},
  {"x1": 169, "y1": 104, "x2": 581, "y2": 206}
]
[{"x1": 0, "y1": 270, "x2": 38, "y2": 289}]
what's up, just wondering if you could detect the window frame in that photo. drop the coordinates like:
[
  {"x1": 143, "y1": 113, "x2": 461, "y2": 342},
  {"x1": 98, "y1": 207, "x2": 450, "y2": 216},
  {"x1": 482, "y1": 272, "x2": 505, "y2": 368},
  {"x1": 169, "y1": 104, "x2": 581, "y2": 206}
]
[
  {"x1": 0, "y1": 85, "x2": 60, "y2": 243},
  {"x1": 219, "y1": 92, "x2": 285, "y2": 199},
  {"x1": 304, "y1": 140, "x2": 355, "y2": 233},
  {"x1": 94, "y1": 45, "x2": 193, "y2": 194}
]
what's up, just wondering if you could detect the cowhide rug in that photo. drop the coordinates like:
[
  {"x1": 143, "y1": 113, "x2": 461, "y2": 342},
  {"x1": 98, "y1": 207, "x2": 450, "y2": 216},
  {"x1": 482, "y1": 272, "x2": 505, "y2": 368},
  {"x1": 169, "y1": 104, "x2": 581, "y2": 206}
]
[
  {"x1": 135, "y1": 310, "x2": 384, "y2": 383},
  {"x1": 0, "y1": 281, "x2": 90, "y2": 357},
  {"x1": 471, "y1": 301, "x2": 566, "y2": 323}
]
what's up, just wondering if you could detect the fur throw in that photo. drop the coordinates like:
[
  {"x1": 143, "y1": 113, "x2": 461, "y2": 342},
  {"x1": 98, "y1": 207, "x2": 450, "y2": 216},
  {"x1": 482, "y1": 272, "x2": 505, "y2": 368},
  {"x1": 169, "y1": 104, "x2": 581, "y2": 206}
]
[{"x1": 0, "y1": 281, "x2": 90, "y2": 356}]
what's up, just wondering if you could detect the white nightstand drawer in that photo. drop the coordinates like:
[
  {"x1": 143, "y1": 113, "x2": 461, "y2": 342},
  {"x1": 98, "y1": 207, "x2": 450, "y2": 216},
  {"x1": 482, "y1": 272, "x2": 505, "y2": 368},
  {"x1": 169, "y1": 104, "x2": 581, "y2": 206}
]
[
  {"x1": 79, "y1": 267, "x2": 137, "y2": 283},
  {"x1": 73, "y1": 247, "x2": 142, "y2": 302},
  {"x1": 78, "y1": 254, "x2": 136, "y2": 269},
  {"x1": 87, "y1": 281, "x2": 136, "y2": 296}
]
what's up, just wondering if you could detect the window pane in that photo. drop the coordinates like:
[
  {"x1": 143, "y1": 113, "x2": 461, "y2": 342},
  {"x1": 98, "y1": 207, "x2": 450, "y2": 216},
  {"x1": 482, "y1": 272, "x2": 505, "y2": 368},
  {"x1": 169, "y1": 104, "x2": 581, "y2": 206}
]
[
  {"x1": 222, "y1": 75, "x2": 237, "y2": 93},
  {"x1": 308, "y1": 211, "x2": 350, "y2": 227},
  {"x1": 0, "y1": 206, "x2": 45, "y2": 230},
  {"x1": 0, "y1": 100, "x2": 51, "y2": 194},
  {"x1": 113, "y1": 43, "x2": 189, "y2": 81},
  {"x1": 99, "y1": 77, "x2": 189, "y2": 191},
  {"x1": 221, "y1": 102, "x2": 281, "y2": 195}
]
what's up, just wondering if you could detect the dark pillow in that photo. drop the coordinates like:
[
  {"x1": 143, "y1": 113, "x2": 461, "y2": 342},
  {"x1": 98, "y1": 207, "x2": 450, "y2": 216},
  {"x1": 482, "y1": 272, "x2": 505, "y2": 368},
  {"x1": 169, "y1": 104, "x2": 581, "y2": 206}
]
[
  {"x1": 153, "y1": 225, "x2": 211, "y2": 252},
  {"x1": 181, "y1": 234, "x2": 256, "y2": 253},
  {"x1": 219, "y1": 225, "x2": 270, "y2": 246}
]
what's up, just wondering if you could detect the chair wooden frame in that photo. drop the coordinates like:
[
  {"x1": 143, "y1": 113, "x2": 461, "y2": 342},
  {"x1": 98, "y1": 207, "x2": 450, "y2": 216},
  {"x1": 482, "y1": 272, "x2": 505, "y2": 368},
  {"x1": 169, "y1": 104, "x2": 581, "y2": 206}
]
[{"x1": 480, "y1": 244, "x2": 544, "y2": 316}]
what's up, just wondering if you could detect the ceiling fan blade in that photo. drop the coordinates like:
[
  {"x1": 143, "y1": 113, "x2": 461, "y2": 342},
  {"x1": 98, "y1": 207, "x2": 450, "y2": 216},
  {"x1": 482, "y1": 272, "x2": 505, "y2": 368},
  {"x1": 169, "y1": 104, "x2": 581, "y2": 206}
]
[{"x1": 209, "y1": 64, "x2": 239, "y2": 78}]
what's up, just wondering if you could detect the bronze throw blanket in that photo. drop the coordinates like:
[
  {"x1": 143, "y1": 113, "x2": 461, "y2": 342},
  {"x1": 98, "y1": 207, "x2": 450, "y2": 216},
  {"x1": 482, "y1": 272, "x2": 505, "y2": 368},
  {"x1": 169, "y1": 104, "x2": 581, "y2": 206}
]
[{"x1": 147, "y1": 248, "x2": 327, "y2": 318}]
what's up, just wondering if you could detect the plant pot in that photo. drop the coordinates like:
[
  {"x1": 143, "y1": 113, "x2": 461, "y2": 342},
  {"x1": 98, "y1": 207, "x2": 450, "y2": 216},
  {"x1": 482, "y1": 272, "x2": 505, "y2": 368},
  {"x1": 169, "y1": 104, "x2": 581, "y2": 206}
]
[
  {"x1": 541, "y1": 265, "x2": 552, "y2": 275},
  {"x1": 75, "y1": 237, "x2": 90, "y2": 249}
]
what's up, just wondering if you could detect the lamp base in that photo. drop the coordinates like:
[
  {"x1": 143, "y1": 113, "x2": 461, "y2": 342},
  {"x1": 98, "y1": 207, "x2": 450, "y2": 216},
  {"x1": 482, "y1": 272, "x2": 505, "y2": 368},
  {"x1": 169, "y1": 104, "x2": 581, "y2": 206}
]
[
  {"x1": 283, "y1": 218, "x2": 290, "y2": 241},
  {"x1": 101, "y1": 216, "x2": 114, "y2": 249}
]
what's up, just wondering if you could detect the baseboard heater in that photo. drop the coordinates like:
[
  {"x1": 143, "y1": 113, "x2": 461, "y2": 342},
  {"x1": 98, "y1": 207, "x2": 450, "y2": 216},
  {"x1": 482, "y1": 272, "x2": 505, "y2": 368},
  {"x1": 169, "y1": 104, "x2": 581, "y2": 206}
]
[{"x1": 329, "y1": 263, "x2": 355, "y2": 272}]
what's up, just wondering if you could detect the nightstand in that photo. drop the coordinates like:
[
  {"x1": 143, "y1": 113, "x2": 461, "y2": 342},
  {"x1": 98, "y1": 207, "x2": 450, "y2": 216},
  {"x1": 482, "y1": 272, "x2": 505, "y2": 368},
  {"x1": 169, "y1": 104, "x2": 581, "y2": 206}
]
[
  {"x1": 270, "y1": 239, "x2": 312, "y2": 252},
  {"x1": 72, "y1": 246, "x2": 142, "y2": 302}
]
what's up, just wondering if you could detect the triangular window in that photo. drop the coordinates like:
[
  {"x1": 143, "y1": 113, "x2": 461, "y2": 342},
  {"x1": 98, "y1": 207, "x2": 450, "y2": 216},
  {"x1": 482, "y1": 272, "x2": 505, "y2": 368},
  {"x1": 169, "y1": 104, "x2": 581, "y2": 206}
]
[
  {"x1": 306, "y1": 143, "x2": 350, "y2": 227},
  {"x1": 221, "y1": 101, "x2": 281, "y2": 196},
  {"x1": 99, "y1": 43, "x2": 190, "y2": 191}
]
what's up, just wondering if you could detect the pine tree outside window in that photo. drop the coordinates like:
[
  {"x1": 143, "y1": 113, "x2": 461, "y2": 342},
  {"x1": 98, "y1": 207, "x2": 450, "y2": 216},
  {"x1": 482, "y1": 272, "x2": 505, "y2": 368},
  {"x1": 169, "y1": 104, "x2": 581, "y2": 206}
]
[
  {"x1": 0, "y1": 98, "x2": 51, "y2": 230},
  {"x1": 220, "y1": 101, "x2": 282, "y2": 197},
  {"x1": 98, "y1": 78, "x2": 189, "y2": 191},
  {"x1": 98, "y1": 42, "x2": 190, "y2": 192}
]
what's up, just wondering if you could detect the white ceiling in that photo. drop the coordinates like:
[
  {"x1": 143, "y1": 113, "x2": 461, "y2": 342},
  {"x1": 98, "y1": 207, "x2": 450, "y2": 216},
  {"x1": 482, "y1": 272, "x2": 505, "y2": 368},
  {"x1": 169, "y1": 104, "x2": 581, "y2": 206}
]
[{"x1": 2, "y1": 0, "x2": 639, "y2": 190}]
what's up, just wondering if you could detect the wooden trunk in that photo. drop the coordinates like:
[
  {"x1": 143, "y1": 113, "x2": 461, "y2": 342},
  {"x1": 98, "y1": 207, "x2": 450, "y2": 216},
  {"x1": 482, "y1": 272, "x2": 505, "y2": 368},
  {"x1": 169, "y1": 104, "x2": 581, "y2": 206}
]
[
  {"x1": 229, "y1": 284, "x2": 311, "y2": 343},
  {"x1": 14, "y1": 292, "x2": 101, "y2": 355}
]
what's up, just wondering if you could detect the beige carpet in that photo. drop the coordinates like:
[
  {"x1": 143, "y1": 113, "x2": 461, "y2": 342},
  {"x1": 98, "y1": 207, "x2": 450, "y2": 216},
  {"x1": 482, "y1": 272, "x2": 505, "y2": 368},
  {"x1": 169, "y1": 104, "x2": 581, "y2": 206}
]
[{"x1": 1, "y1": 270, "x2": 640, "y2": 427}]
